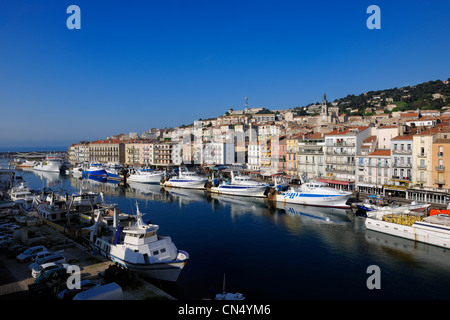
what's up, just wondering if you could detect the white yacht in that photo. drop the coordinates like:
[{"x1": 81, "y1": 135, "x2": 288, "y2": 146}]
[
  {"x1": 8, "y1": 179, "x2": 36, "y2": 209},
  {"x1": 88, "y1": 204, "x2": 189, "y2": 282},
  {"x1": 210, "y1": 171, "x2": 269, "y2": 197},
  {"x1": 270, "y1": 181, "x2": 352, "y2": 208},
  {"x1": 163, "y1": 168, "x2": 208, "y2": 189},
  {"x1": 34, "y1": 154, "x2": 66, "y2": 173},
  {"x1": 127, "y1": 169, "x2": 164, "y2": 184}
]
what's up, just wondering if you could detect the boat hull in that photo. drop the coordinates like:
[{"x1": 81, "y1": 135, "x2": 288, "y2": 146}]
[
  {"x1": 128, "y1": 173, "x2": 164, "y2": 184},
  {"x1": 163, "y1": 179, "x2": 207, "y2": 189},
  {"x1": 94, "y1": 245, "x2": 189, "y2": 282},
  {"x1": 82, "y1": 169, "x2": 108, "y2": 178},
  {"x1": 273, "y1": 192, "x2": 352, "y2": 208},
  {"x1": 210, "y1": 185, "x2": 268, "y2": 197},
  {"x1": 365, "y1": 218, "x2": 450, "y2": 249}
]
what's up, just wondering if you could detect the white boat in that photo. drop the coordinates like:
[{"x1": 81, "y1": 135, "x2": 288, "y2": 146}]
[
  {"x1": 87, "y1": 204, "x2": 189, "y2": 282},
  {"x1": 366, "y1": 202, "x2": 431, "y2": 220},
  {"x1": 163, "y1": 169, "x2": 208, "y2": 189},
  {"x1": 36, "y1": 192, "x2": 72, "y2": 231},
  {"x1": 71, "y1": 166, "x2": 84, "y2": 177},
  {"x1": 16, "y1": 160, "x2": 37, "y2": 168},
  {"x1": 210, "y1": 171, "x2": 269, "y2": 197},
  {"x1": 127, "y1": 169, "x2": 164, "y2": 184},
  {"x1": 270, "y1": 181, "x2": 352, "y2": 208},
  {"x1": 34, "y1": 154, "x2": 66, "y2": 173},
  {"x1": 8, "y1": 179, "x2": 37, "y2": 209},
  {"x1": 365, "y1": 212, "x2": 450, "y2": 249}
]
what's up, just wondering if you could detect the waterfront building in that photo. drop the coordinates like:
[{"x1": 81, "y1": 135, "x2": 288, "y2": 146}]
[
  {"x1": 140, "y1": 142, "x2": 155, "y2": 166},
  {"x1": 297, "y1": 132, "x2": 325, "y2": 180},
  {"x1": 408, "y1": 123, "x2": 450, "y2": 205},
  {"x1": 68, "y1": 142, "x2": 90, "y2": 165},
  {"x1": 125, "y1": 141, "x2": 143, "y2": 166},
  {"x1": 89, "y1": 140, "x2": 125, "y2": 165},
  {"x1": 285, "y1": 135, "x2": 301, "y2": 178},
  {"x1": 383, "y1": 134, "x2": 414, "y2": 197},
  {"x1": 247, "y1": 141, "x2": 260, "y2": 171},
  {"x1": 322, "y1": 126, "x2": 372, "y2": 190},
  {"x1": 356, "y1": 149, "x2": 391, "y2": 195},
  {"x1": 270, "y1": 136, "x2": 286, "y2": 175},
  {"x1": 259, "y1": 139, "x2": 271, "y2": 170},
  {"x1": 153, "y1": 142, "x2": 173, "y2": 167}
]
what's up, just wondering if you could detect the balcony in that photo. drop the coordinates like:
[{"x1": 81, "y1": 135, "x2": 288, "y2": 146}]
[
  {"x1": 417, "y1": 165, "x2": 427, "y2": 170},
  {"x1": 392, "y1": 149, "x2": 412, "y2": 155},
  {"x1": 418, "y1": 153, "x2": 427, "y2": 158},
  {"x1": 436, "y1": 165, "x2": 446, "y2": 171},
  {"x1": 416, "y1": 177, "x2": 427, "y2": 183},
  {"x1": 393, "y1": 162, "x2": 412, "y2": 168},
  {"x1": 435, "y1": 179, "x2": 446, "y2": 185}
]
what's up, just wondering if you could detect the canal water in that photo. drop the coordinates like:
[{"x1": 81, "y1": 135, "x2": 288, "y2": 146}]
[{"x1": 6, "y1": 163, "x2": 450, "y2": 300}]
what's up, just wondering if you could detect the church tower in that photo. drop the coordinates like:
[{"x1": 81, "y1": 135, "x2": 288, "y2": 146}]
[{"x1": 321, "y1": 93, "x2": 328, "y2": 117}]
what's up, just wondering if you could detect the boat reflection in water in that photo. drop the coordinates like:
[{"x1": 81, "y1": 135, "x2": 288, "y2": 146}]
[{"x1": 274, "y1": 202, "x2": 352, "y2": 225}]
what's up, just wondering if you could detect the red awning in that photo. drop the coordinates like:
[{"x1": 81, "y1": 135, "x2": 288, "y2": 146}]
[{"x1": 318, "y1": 178, "x2": 351, "y2": 186}]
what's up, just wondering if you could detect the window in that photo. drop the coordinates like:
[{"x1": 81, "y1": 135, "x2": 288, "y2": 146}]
[{"x1": 153, "y1": 250, "x2": 159, "y2": 255}]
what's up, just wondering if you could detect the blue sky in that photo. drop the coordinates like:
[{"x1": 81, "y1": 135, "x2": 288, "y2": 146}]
[{"x1": 0, "y1": 0, "x2": 449, "y2": 148}]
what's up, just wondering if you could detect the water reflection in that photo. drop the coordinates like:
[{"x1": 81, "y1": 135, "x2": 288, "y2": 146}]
[{"x1": 10, "y1": 165, "x2": 450, "y2": 300}]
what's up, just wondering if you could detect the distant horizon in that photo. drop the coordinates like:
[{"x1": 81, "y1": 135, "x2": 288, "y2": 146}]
[
  {"x1": 0, "y1": 146, "x2": 69, "y2": 153},
  {"x1": 1, "y1": 1, "x2": 449, "y2": 147}
]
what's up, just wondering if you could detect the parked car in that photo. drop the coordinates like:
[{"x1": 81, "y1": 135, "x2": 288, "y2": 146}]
[
  {"x1": 6, "y1": 244, "x2": 28, "y2": 258},
  {"x1": 32, "y1": 262, "x2": 70, "y2": 278},
  {"x1": 56, "y1": 279, "x2": 102, "y2": 300},
  {"x1": 34, "y1": 265, "x2": 70, "y2": 284},
  {"x1": 0, "y1": 235, "x2": 13, "y2": 246},
  {"x1": 28, "y1": 253, "x2": 66, "y2": 271},
  {"x1": 16, "y1": 245, "x2": 48, "y2": 263}
]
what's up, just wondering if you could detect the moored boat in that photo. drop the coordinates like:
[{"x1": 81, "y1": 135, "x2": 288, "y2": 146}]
[
  {"x1": 269, "y1": 181, "x2": 352, "y2": 208},
  {"x1": 82, "y1": 163, "x2": 108, "y2": 178},
  {"x1": 127, "y1": 169, "x2": 164, "y2": 184},
  {"x1": 209, "y1": 171, "x2": 269, "y2": 197},
  {"x1": 34, "y1": 154, "x2": 67, "y2": 173},
  {"x1": 365, "y1": 211, "x2": 450, "y2": 249},
  {"x1": 162, "y1": 168, "x2": 207, "y2": 189},
  {"x1": 87, "y1": 204, "x2": 189, "y2": 282}
]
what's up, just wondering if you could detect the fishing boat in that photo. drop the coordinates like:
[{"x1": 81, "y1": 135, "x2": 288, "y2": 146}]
[
  {"x1": 15, "y1": 160, "x2": 37, "y2": 168},
  {"x1": 34, "y1": 154, "x2": 67, "y2": 173},
  {"x1": 365, "y1": 210, "x2": 450, "y2": 249},
  {"x1": 127, "y1": 169, "x2": 164, "y2": 184},
  {"x1": 162, "y1": 168, "x2": 208, "y2": 189},
  {"x1": 269, "y1": 181, "x2": 352, "y2": 208},
  {"x1": 87, "y1": 204, "x2": 189, "y2": 282},
  {"x1": 82, "y1": 163, "x2": 108, "y2": 178},
  {"x1": 105, "y1": 165, "x2": 123, "y2": 181},
  {"x1": 209, "y1": 171, "x2": 269, "y2": 197},
  {"x1": 8, "y1": 179, "x2": 37, "y2": 210}
]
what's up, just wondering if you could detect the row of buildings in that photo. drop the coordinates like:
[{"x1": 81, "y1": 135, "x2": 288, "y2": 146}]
[{"x1": 68, "y1": 96, "x2": 450, "y2": 205}]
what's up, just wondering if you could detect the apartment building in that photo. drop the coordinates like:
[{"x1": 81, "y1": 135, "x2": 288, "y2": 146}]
[
  {"x1": 383, "y1": 134, "x2": 414, "y2": 197},
  {"x1": 322, "y1": 126, "x2": 372, "y2": 190},
  {"x1": 248, "y1": 142, "x2": 260, "y2": 170},
  {"x1": 409, "y1": 123, "x2": 450, "y2": 204},
  {"x1": 125, "y1": 141, "x2": 143, "y2": 166},
  {"x1": 153, "y1": 142, "x2": 173, "y2": 167},
  {"x1": 356, "y1": 149, "x2": 391, "y2": 195},
  {"x1": 285, "y1": 136, "x2": 301, "y2": 178},
  {"x1": 89, "y1": 140, "x2": 125, "y2": 164},
  {"x1": 297, "y1": 133, "x2": 325, "y2": 180},
  {"x1": 270, "y1": 137, "x2": 286, "y2": 174},
  {"x1": 68, "y1": 141, "x2": 89, "y2": 165}
]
